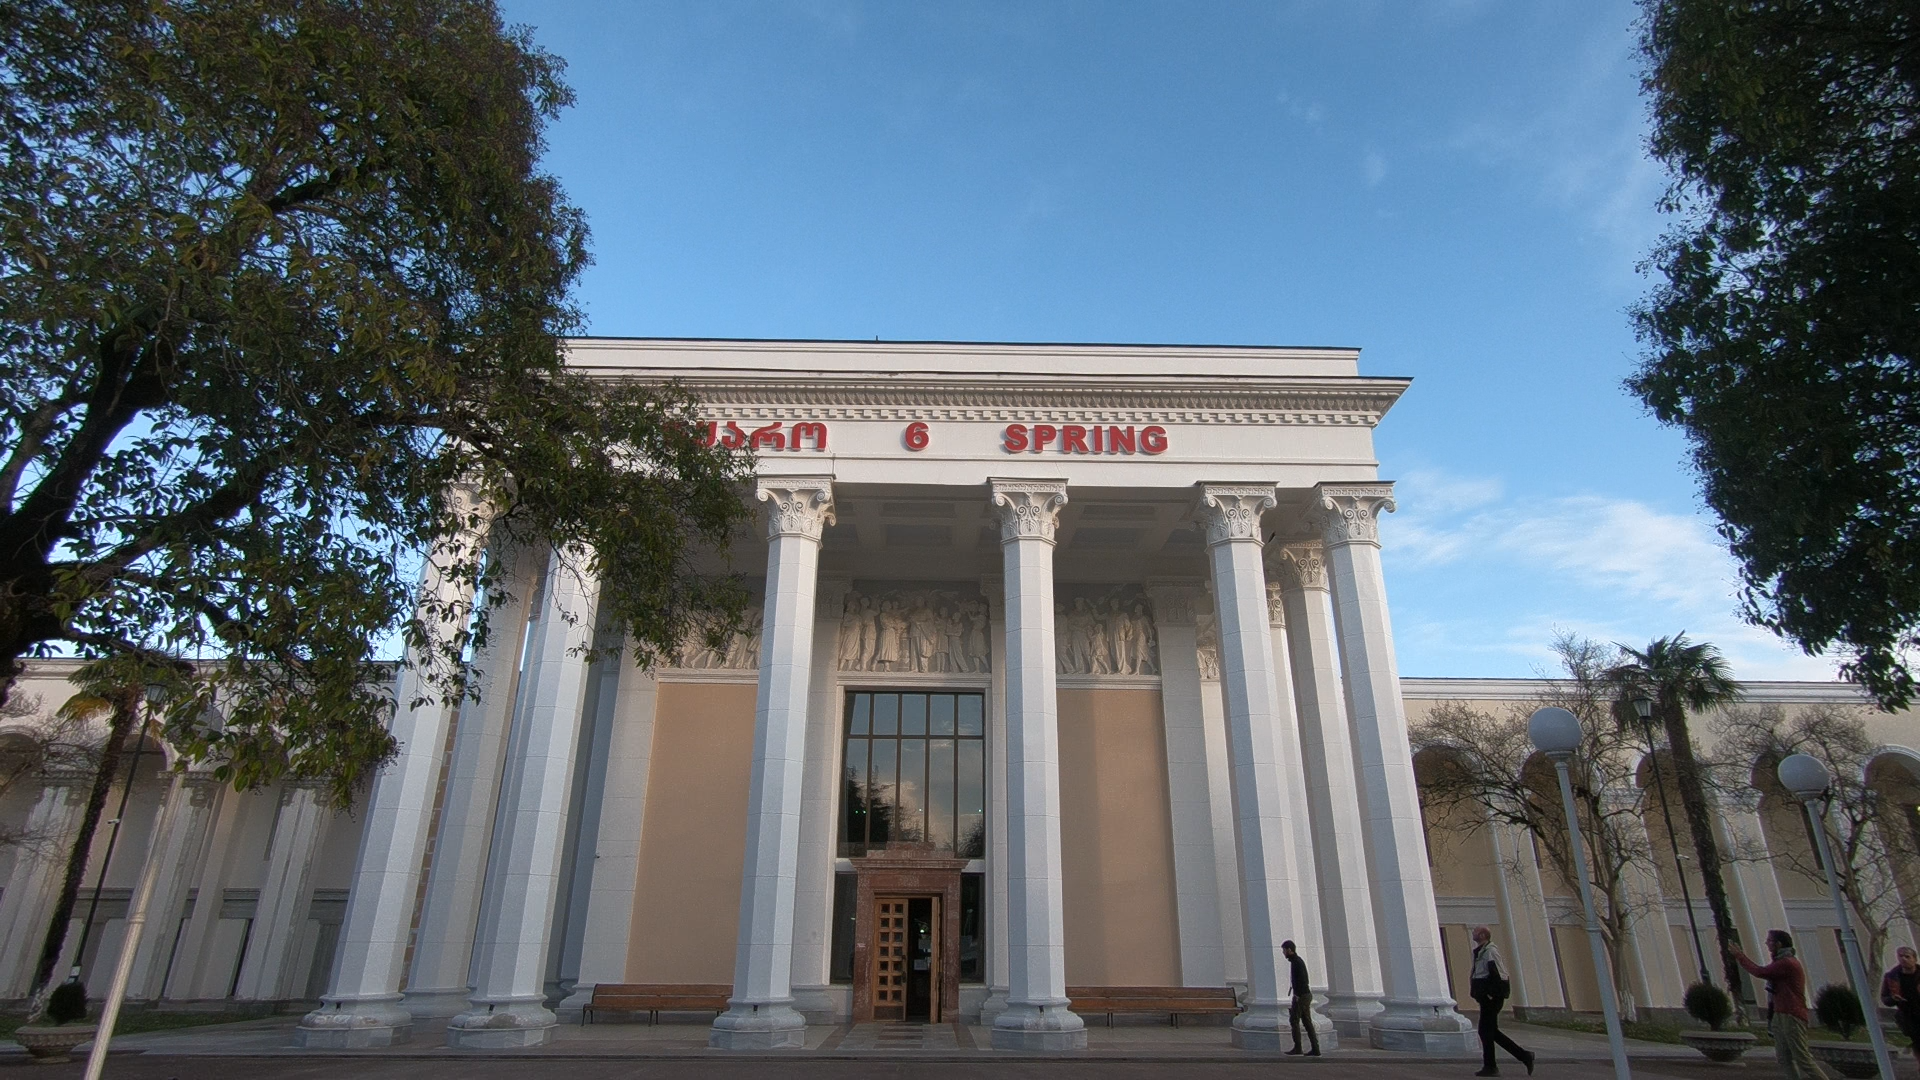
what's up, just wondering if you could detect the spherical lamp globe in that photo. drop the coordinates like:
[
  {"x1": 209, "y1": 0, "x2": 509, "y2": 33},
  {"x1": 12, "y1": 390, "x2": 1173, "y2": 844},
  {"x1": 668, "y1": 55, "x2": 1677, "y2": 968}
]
[
  {"x1": 1777, "y1": 753, "x2": 1832, "y2": 802},
  {"x1": 1527, "y1": 707, "x2": 1582, "y2": 756}
]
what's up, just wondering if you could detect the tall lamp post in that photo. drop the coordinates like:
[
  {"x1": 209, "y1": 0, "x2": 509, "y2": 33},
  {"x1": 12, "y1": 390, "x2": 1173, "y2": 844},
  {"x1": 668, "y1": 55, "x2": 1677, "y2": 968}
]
[
  {"x1": 1631, "y1": 695, "x2": 1713, "y2": 987},
  {"x1": 1776, "y1": 754, "x2": 1894, "y2": 1080},
  {"x1": 1530, "y1": 707, "x2": 1632, "y2": 1080}
]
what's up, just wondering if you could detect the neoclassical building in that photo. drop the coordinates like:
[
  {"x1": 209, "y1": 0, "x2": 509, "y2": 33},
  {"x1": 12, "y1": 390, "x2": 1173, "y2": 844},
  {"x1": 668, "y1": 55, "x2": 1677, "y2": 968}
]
[{"x1": 0, "y1": 340, "x2": 1913, "y2": 1053}]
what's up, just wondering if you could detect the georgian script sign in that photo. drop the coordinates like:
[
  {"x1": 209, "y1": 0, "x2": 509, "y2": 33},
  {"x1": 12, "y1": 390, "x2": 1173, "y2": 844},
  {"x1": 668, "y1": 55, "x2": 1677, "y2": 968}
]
[{"x1": 698, "y1": 420, "x2": 829, "y2": 451}]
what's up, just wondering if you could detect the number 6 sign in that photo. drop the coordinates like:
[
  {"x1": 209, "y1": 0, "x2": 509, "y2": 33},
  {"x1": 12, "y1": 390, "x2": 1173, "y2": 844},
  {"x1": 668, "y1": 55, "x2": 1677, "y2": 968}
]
[{"x1": 903, "y1": 421, "x2": 929, "y2": 451}]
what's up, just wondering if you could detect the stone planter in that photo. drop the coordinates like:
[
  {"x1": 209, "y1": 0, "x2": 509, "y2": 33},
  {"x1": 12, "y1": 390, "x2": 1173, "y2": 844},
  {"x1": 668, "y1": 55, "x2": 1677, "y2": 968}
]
[
  {"x1": 1680, "y1": 1030, "x2": 1758, "y2": 1063},
  {"x1": 12, "y1": 1022, "x2": 97, "y2": 1063},
  {"x1": 1809, "y1": 1041, "x2": 1880, "y2": 1079}
]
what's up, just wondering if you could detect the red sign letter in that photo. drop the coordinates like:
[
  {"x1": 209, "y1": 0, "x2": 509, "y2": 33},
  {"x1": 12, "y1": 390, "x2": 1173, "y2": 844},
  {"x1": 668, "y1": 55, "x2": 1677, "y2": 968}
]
[{"x1": 1003, "y1": 424, "x2": 1029, "y2": 453}]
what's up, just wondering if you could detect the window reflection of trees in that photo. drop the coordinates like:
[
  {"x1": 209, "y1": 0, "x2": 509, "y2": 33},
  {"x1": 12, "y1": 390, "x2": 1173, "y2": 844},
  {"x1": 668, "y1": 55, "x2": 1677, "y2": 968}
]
[{"x1": 840, "y1": 691, "x2": 986, "y2": 858}]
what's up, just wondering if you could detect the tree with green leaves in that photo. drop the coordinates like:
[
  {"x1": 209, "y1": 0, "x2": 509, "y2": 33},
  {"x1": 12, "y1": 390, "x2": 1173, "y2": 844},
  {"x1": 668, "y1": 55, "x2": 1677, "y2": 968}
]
[
  {"x1": 1634, "y1": 0, "x2": 1920, "y2": 710},
  {"x1": 0, "y1": 0, "x2": 752, "y2": 802},
  {"x1": 1604, "y1": 634, "x2": 1745, "y2": 1007},
  {"x1": 1, "y1": 0, "x2": 753, "y2": 1007}
]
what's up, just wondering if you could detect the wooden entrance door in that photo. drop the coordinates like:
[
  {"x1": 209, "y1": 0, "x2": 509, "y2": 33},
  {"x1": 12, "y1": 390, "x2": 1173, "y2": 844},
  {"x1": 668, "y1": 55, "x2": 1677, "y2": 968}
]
[{"x1": 870, "y1": 895, "x2": 942, "y2": 1022}]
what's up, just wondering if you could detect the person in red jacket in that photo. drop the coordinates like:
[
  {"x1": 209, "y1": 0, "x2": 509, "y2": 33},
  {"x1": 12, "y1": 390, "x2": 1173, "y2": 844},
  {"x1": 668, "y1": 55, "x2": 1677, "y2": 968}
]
[{"x1": 1730, "y1": 930, "x2": 1830, "y2": 1080}]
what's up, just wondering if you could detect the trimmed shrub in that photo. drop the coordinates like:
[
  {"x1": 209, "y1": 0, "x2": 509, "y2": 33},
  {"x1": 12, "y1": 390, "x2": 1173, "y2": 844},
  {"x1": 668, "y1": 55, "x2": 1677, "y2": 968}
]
[
  {"x1": 45, "y1": 979, "x2": 87, "y2": 1026},
  {"x1": 1814, "y1": 983, "x2": 1863, "y2": 1038},
  {"x1": 1684, "y1": 981, "x2": 1734, "y2": 1031}
]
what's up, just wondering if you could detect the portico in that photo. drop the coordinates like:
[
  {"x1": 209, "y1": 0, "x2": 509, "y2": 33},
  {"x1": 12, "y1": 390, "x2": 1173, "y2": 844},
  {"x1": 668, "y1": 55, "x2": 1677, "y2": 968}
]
[{"x1": 297, "y1": 338, "x2": 1475, "y2": 1052}]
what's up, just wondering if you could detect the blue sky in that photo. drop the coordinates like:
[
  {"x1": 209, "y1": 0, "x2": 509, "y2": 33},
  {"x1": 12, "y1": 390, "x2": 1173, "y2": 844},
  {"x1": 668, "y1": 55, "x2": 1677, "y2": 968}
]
[{"x1": 497, "y1": 0, "x2": 1838, "y2": 682}]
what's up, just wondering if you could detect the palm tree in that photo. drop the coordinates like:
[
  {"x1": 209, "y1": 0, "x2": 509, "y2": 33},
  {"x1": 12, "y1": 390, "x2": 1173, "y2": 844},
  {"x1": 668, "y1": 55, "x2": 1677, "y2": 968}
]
[{"x1": 1606, "y1": 635, "x2": 1745, "y2": 1008}]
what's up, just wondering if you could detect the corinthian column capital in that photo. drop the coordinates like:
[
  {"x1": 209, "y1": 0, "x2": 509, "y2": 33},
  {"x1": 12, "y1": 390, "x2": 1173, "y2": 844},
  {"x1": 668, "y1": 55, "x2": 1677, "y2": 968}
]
[
  {"x1": 1195, "y1": 483, "x2": 1277, "y2": 546},
  {"x1": 757, "y1": 476, "x2": 837, "y2": 541},
  {"x1": 1313, "y1": 483, "x2": 1397, "y2": 547},
  {"x1": 1271, "y1": 542, "x2": 1329, "y2": 591},
  {"x1": 989, "y1": 479, "x2": 1069, "y2": 544}
]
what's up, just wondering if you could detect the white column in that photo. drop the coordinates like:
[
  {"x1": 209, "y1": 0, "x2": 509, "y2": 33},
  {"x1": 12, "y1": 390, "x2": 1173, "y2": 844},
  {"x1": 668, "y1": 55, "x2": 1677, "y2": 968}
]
[
  {"x1": 1196, "y1": 609, "x2": 1250, "y2": 986},
  {"x1": 710, "y1": 477, "x2": 835, "y2": 1050},
  {"x1": 1719, "y1": 791, "x2": 1790, "y2": 1004},
  {"x1": 125, "y1": 772, "x2": 221, "y2": 1001},
  {"x1": 0, "y1": 775, "x2": 88, "y2": 996},
  {"x1": 980, "y1": 573, "x2": 1013, "y2": 1024},
  {"x1": 1144, "y1": 582, "x2": 1227, "y2": 987},
  {"x1": 1487, "y1": 821, "x2": 1566, "y2": 1010},
  {"x1": 987, "y1": 478, "x2": 1086, "y2": 1051},
  {"x1": 790, "y1": 576, "x2": 851, "y2": 1023},
  {"x1": 1262, "y1": 574, "x2": 1340, "y2": 1048},
  {"x1": 164, "y1": 785, "x2": 240, "y2": 999},
  {"x1": 402, "y1": 543, "x2": 541, "y2": 1019},
  {"x1": 554, "y1": 659, "x2": 660, "y2": 1020},
  {"x1": 445, "y1": 545, "x2": 601, "y2": 1049},
  {"x1": 1196, "y1": 483, "x2": 1304, "y2": 1050},
  {"x1": 1274, "y1": 541, "x2": 1386, "y2": 1037},
  {"x1": 297, "y1": 518, "x2": 489, "y2": 1046},
  {"x1": 234, "y1": 780, "x2": 330, "y2": 1000},
  {"x1": 1315, "y1": 482, "x2": 1474, "y2": 1050}
]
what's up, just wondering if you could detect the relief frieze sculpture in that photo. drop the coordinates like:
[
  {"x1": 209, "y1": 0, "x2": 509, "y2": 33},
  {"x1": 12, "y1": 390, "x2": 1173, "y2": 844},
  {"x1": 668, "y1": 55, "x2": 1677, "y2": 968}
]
[
  {"x1": 1195, "y1": 607, "x2": 1221, "y2": 681},
  {"x1": 839, "y1": 587, "x2": 992, "y2": 673},
  {"x1": 1054, "y1": 586, "x2": 1159, "y2": 676},
  {"x1": 670, "y1": 606, "x2": 765, "y2": 670}
]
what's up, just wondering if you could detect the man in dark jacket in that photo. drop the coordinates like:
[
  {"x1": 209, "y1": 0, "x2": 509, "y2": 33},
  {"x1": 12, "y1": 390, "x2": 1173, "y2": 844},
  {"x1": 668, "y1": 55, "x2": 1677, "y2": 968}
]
[
  {"x1": 1281, "y1": 940, "x2": 1320, "y2": 1056},
  {"x1": 1470, "y1": 926, "x2": 1534, "y2": 1077},
  {"x1": 1883, "y1": 945, "x2": 1920, "y2": 1069}
]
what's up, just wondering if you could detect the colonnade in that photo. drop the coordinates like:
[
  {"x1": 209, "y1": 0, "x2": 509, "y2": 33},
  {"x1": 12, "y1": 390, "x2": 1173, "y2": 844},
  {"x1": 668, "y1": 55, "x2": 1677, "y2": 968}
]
[{"x1": 295, "y1": 476, "x2": 1476, "y2": 1051}]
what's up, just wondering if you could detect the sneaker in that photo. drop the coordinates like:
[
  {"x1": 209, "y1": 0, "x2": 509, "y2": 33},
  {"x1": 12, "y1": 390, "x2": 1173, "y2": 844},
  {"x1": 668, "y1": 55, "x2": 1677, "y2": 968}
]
[
  {"x1": 1286, "y1": 1048, "x2": 1303, "y2": 1056},
  {"x1": 1524, "y1": 1052, "x2": 1536, "y2": 1076},
  {"x1": 1306, "y1": 1049, "x2": 1321, "y2": 1057}
]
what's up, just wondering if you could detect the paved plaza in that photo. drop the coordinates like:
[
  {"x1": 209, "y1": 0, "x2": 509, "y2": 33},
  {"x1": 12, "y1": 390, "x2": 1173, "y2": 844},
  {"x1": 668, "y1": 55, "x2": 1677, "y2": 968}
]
[{"x1": 6, "y1": 1017, "x2": 1914, "y2": 1079}]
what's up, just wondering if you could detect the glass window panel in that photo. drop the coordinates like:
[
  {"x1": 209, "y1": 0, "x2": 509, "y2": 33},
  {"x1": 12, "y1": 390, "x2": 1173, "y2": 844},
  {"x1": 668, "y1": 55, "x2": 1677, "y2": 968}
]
[
  {"x1": 873, "y1": 694, "x2": 899, "y2": 736},
  {"x1": 957, "y1": 694, "x2": 984, "y2": 736},
  {"x1": 841, "y1": 737, "x2": 869, "y2": 854},
  {"x1": 928, "y1": 738, "x2": 955, "y2": 851},
  {"x1": 902, "y1": 694, "x2": 928, "y2": 736},
  {"x1": 849, "y1": 695, "x2": 871, "y2": 735},
  {"x1": 930, "y1": 695, "x2": 956, "y2": 736},
  {"x1": 956, "y1": 738, "x2": 985, "y2": 859},
  {"x1": 830, "y1": 873, "x2": 857, "y2": 983},
  {"x1": 960, "y1": 873, "x2": 983, "y2": 982},
  {"x1": 869, "y1": 738, "x2": 897, "y2": 845},
  {"x1": 897, "y1": 739, "x2": 927, "y2": 842}
]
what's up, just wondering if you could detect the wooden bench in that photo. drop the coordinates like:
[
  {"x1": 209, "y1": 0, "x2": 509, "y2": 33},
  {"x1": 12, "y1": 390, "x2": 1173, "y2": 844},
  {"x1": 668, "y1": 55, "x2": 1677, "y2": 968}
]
[
  {"x1": 581, "y1": 983, "x2": 732, "y2": 1025},
  {"x1": 1066, "y1": 985, "x2": 1241, "y2": 1027}
]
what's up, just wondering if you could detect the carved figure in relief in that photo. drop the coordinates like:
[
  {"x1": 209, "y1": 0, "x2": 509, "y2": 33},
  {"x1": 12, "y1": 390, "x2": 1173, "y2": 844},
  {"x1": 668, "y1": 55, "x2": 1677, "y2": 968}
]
[
  {"x1": 671, "y1": 607, "x2": 764, "y2": 670},
  {"x1": 1053, "y1": 590, "x2": 1159, "y2": 675},
  {"x1": 840, "y1": 588, "x2": 992, "y2": 673},
  {"x1": 1195, "y1": 609, "x2": 1221, "y2": 681},
  {"x1": 875, "y1": 600, "x2": 908, "y2": 668},
  {"x1": 1115, "y1": 601, "x2": 1147, "y2": 675}
]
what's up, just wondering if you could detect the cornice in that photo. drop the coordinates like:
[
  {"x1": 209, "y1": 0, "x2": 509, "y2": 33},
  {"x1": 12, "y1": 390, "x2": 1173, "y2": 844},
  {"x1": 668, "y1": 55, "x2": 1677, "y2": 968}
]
[{"x1": 582, "y1": 374, "x2": 1408, "y2": 428}]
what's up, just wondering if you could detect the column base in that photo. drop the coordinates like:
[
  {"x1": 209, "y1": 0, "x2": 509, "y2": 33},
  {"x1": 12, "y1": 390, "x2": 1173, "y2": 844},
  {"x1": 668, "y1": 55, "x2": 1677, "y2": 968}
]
[
  {"x1": 399, "y1": 986, "x2": 473, "y2": 1019},
  {"x1": 1367, "y1": 1001, "x2": 1476, "y2": 1051},
  {"x1": 790, "y1": 984, "x2": 846, "y2": 1025},
  {"x1": 554, "y1": 982, "x2": 595, "y2": 1024},
  {"x1": 978, "y1": 987, "x2": 1010, "y2": 1026},
  {"x1": 1229, "y1": 1001, "x2": 1287, "y2": 1050},
  {"x1": 708, "y1": 1003, "x2": 807, "y2": 1049},
  {"x1": 990, "y1": 1001, "x2": 1087, "y2": 1051},
  {"x1": 1322, "y1": 991, "x2": 1383, "y2": 1041},
  {"x1": 446, "y1": 1001, "x2": 557, "y2": 1049},
  {"x1": 294, "y1": 997, "x2": 414, "y2": 1048}
]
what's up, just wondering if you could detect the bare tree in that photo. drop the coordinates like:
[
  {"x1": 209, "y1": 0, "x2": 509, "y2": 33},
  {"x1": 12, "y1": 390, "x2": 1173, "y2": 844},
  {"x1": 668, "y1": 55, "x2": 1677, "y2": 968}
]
[
  {"x1": 0, "y1": 692, "x2": 99, "y2": 856},
  {"x1": 1412, "y1": 635, "x2": 1656, "y2": 1020},
  {"x1": 1711, "y1": 702, "x2": 1920, "y2": 971}
]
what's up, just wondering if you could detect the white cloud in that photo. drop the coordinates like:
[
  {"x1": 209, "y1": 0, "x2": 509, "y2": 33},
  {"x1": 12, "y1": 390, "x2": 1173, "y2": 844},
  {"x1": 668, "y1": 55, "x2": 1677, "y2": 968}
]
[
  {"x1": 1363, "y1": 148, "x2": 1388, "y2": 187},
  {"x1": 1382, "y1": 469, "x2": 1842, "y2": 681}
]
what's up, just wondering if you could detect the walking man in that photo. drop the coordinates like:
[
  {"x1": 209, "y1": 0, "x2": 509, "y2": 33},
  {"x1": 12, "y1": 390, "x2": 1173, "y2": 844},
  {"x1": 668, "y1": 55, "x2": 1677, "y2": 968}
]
[
  {"x1": 1882, "y1": 945, "x2": 1920, "y2": 1070},
  {"x1": 1469, "y1": 926, "x2": 1534, "y2": 1077},
  {"x1": 1731, "y1": 930, "x2": 1831, "y2": 1080},
  {"x1": 1281, "y1": 940, "x2": 1320, "y2": 1057}
]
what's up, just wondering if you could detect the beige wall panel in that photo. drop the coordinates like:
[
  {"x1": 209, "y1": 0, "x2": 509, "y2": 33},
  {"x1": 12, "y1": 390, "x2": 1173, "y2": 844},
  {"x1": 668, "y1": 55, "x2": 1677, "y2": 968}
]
[
  {"x1": 624, "y1": 681, "x2": 757, "y2": 983},
  {"x1": 1057, "y1": 688, "x2": 1180, "y2": 987}
]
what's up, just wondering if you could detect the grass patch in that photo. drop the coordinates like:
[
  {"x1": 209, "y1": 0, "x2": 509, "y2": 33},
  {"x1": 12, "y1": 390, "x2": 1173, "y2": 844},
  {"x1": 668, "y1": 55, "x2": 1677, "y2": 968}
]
[{"x1": 0, "y1": 1010, "x2": 267, "y2": 1039}]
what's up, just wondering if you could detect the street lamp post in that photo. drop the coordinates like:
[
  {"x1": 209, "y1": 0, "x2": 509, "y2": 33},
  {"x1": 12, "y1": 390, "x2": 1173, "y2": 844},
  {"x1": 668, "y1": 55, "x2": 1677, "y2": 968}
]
[
  {"x1": 1776, "y1": 754, "x2": 1894, "y2": 1080},
  {"x1": 1529, "y1": 707, "x2": 1632, "y2": 1080},
  {"x1": 1632, "y1": 695, "x2": 1713, "y2": 987}
]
